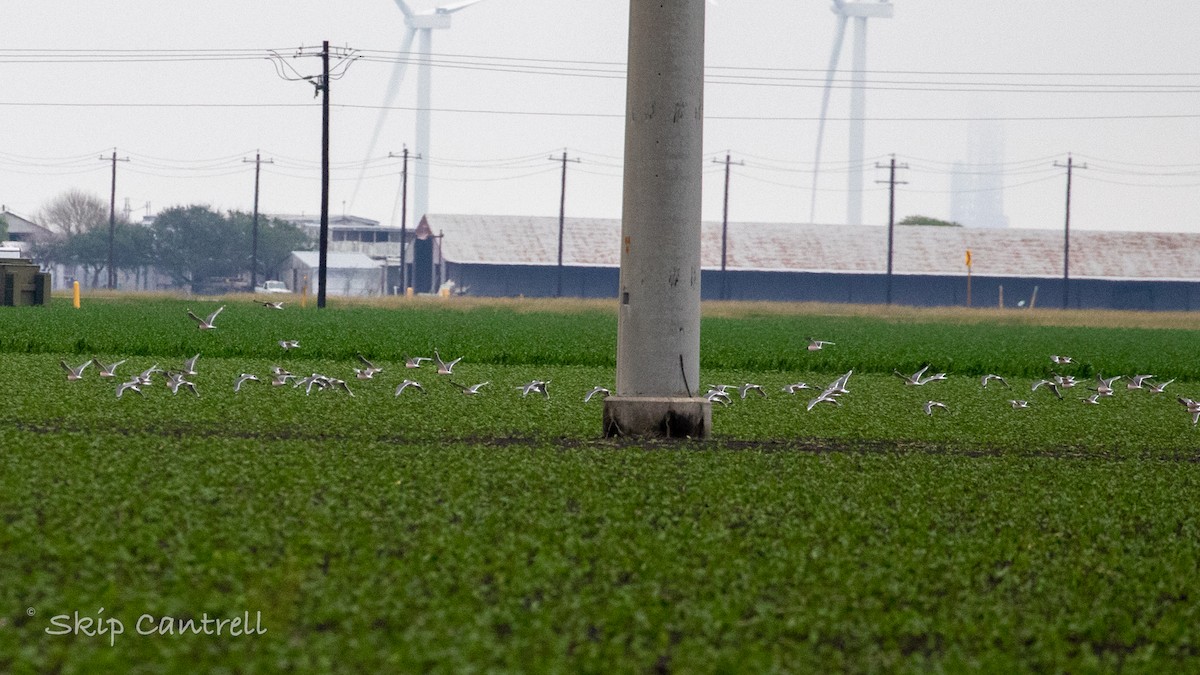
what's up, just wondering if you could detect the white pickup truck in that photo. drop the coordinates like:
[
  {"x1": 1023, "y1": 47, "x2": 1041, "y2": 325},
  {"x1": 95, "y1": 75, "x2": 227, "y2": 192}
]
[{"x1": 253, "y1": 280, "x2": 289, "y2": 294}]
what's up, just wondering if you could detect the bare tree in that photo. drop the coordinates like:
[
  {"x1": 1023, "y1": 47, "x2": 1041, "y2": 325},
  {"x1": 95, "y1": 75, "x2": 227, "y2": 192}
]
[{"x1": 38, "y1": 189, "x2": 109, "y2": 236}]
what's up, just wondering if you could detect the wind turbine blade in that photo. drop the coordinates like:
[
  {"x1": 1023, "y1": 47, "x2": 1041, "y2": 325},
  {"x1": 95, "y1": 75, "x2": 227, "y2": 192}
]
[
  {"x1": 810, "y1": 14, "x2": 848, "y2": 224},
  {"x1": 438, "y1": 0, "x2": 486, "y2": 13},
  {"x1": 394, "y1": 0, "x2": 415, "y2": 17},
  {"x1": 349, "y1": 28, "x2": 416, "y2": 212}
]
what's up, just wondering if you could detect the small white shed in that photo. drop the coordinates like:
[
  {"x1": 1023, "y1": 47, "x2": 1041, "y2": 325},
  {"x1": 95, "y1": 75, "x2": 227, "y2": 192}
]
[{"x1": 286, "y1": 251, "x2": 384, "y2": 297}]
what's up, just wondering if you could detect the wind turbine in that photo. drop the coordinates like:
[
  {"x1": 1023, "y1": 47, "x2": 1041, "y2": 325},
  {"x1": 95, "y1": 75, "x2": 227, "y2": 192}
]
[
  {"x1": 354, "y1": 0, "x2": 485, "y2": 228},
  {"x1": 809, "y1": 0, "x2": 893, "y2": 226}
]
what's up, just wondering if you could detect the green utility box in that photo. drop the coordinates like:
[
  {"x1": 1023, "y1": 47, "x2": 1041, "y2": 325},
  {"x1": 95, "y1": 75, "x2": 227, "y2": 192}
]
[{"x1": 0, "y1": 257, "x2": 51, "y2": 306}]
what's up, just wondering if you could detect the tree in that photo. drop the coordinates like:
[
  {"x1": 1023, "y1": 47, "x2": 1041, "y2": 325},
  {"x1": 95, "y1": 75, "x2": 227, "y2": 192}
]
[
  {"x1": 899, "y1": 215, "x2": 962, "y2": 227},
  {"x1": 151, "y1": 205, "x2": 243, "y2": 293},
  {"x1": 226, "y1": 211, "x2": 312, "y2": 282},
  {"x1": 40, "y1": 220, "x2": 149, "y2": 288},
  {"x1": 38, "y1": 189, "x2": 109, "y2": 236}
]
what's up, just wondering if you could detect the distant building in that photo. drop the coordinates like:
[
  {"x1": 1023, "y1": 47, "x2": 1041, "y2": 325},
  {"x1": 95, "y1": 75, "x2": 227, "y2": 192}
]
[
  {"x1": 275, "y1": 213, "x2": 415, "y2": 294},
  {"x1": 284, "y1": 251, "x2": 385, "y2": 297},
  {"x1": 0, "y1": 207, "x2": 54, "y2": 248},
  {"x1": 419, "y1": 213, "x2": 1200, "y2": 311}
]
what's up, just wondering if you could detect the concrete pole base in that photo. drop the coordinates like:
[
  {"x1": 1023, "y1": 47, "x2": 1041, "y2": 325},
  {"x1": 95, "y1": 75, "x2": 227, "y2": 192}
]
[{"x1": 602, "y1": 396, "x2": 712, "y2": 439}]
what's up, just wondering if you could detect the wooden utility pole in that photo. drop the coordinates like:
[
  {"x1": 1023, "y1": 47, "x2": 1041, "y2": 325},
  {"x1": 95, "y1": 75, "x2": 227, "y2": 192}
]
[
  {"x1": 244, "y1": 151, "x2": 274, "y2": 290},
  {"x1": 713, "y1": 152, "x2": 743, "y2": 300},
  {"x1": 389, "y1": 147, "x2": 420, "y2": 293},
  {"x1": 1054, "y1": 154, "x2": 1086, "y2": 309},
  {"x1": 875, "y1": 155, "x2": 907, "y2": 305},
  {"x1": 101, "y1": 149, "x2": 129, "y2": 290},
  {"x1": 550, "y1": 150, "x2": 580, "y2": 297},
  {"x1": 317, "y1": 40, "x2": 331, "y2": 308}
]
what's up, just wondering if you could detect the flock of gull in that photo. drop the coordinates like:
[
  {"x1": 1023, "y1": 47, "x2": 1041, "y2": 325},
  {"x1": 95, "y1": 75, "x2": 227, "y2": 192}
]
[
  {"x1": 55, "y1": 306, "x2": 1198, "y2": 426},
  {"x1": 58, "y1": 304, "x2": 587, "y2": 402}
]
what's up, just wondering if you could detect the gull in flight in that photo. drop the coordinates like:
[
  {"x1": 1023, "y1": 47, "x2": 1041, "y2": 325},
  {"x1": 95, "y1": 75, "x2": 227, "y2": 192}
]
[
  {"x1": 165, "y1": 371, "x2": 199, "y2": 397},
  {"x1": 1080, "y1": 393, "x2": 1102, "y2": 405},
  {"x1": 738, "y1": 383, "x2": 766, "y2": 399},
  {"x1": 1147, "y1": 378, "x2": 1175, "y2": 394},
  {"x1": 93, "y1": 357, "x2": 126, "y2": 378},
  {"x1": 1050, "y1": 354, "x2": 1074, "y2": 365},
  {"x1": 394, "y1": 379, "x2": 425, "y2": 396},
  {"x1": 181, "y1": 353, "x2": 200, "y2": 377},
  {"x1": 234, "y1": 373, "x2": 260, "y2": 392},
  {"x1": 895, "y1": 365, "x2": 930, "y2": 386},
  {"x1": 584, "y1": 386, "x2": 610, "y2": 402},
  {"x1": 781, "y1": 382, "x2": 812, "y2": 394},
  {"x1": 403, "y1": 354, "x2": 432, "y2": 369},
  {"x1": 1031, "y1": 378, "x2": 1063, "y2": 399},
  {"x1": 260, "y1": 301, "x2": 284, "y2": 310},
  {"x1": 806, "y1": 392, "x2": 841, "y2": 411},
  {"x1": 1009, "y1": 399, "x2": 1030, "y2": 409},
  {"x1": 187, "y1": 306, "x2": 224, "y2": 330},
  {"x1": 807, "y1": 338, "x2": 834, "y2": 351},
  {"x1": 923, "y1": 400, "x2": 948, "y2": 415},
  {"x1": 278, "y1": 340, "x2": 300, "y2": 350},
  {"x1": 1091, "y1": 374, "x2": 1121, "y2": 396},
  {"x1": 705, "y1": 389, "x2": 732, "y2": 406},
  {"x1": 355, "y1": 354, "x2": 383, "y2": 379},
  {"x1": 294, "y1": 374, "x2": 331, "y2": 395},
  {"x1": 518, "y1": 380, "x2": 551, "y2": 398},
  {"x1": 116, "y1": 378, "x2": 144, "y2": 398},
  {"x1": 136, "y1": 364, "x2": 161, "y2": 386},
  {"x1": 1178, "y1": 396, "x2": 1200, "y2": 426},
  {"x1": 434, "y1": 349, "x2": 463, "y2": 375},
  {"x1": 60, "y1": 359, "x2": 92, "y2": 381},
  {"x1": 980, "y1": 374, "x2": 1008, "y2": 388},
  {"x1": 1127, "y1": 374, "x2": 1154, "y2": 390},
  {"x1": 450, "y1": 380, "x2": 488, "y2": 395},
  {"x1": 270, "y1": 366, "x2": 295, "y2": 386}
]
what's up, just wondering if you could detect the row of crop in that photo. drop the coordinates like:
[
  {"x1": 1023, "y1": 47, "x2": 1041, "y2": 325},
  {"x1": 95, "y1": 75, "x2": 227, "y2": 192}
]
[
  {"x1": 3, "y1": 429, "x2": 1199, "y2": 671},
  {"x1": 2, "y1": 297, "x2": 1197, "y2": 379},
  {"x1": 7, "y1": 351, "x2": 1200, "y2": 452}
]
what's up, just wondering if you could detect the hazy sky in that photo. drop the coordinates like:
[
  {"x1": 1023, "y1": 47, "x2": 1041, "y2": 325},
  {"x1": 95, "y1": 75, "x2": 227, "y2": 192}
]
[{"x1": 3, "y1": 1, "x2": 1199, "y2": 235}]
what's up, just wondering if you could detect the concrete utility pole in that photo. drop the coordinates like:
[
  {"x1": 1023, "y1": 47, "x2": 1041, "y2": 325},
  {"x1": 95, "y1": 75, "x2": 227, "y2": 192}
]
[
  {"x1": 1054, "y1": 153, "x2": 1087, "y2": 309},
  {"x1": 244, "y1": 151, "x2": 274, "y2": 290},
  {"x1": 550, "y1": 150, "x2": 580, "y2": 297},
  {"x1": 389, "y1": 147, "x2": 420, "y2": 293},
  {"x1": 876, "y1": 155, "x2": 907, "y2": 305},
  {"x1": 604, "y1": 0, "x2": 710, "y2": 438},
  {"x1": 100, "y1": 149, "x2": 129, "y2": 290},
  {"x1": 713, "y1": 151, "x2": 743, "y2": 301}
]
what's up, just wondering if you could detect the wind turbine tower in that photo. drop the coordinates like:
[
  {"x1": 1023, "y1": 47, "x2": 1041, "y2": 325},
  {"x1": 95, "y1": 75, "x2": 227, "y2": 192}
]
[
  {"x1": 357, "y1": 0, "x2": 484, "y2": 229},
  {"x1": 811, "y1": 0, "x2": 893, "y2": 226}
]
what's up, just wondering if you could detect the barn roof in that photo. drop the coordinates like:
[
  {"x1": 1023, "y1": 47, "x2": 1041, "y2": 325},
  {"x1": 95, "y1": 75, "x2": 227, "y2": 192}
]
[
  {"x1": 288, "y1": 251, "x2": 382, "y2": 270},
  {"x1": 421, "y1": 214, "x2": 1200, "y2": 281}
]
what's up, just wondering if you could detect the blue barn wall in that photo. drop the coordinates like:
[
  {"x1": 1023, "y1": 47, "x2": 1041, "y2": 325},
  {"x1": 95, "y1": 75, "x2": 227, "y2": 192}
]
[{"x1": 445, "y1": 262, "x2": 1200, "y2": 311}]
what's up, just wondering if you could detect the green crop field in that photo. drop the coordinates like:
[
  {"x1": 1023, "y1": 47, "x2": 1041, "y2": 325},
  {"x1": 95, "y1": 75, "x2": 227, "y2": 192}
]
[{"x1": 2, "y1": 294, "x2": 1199, "y2": 672}]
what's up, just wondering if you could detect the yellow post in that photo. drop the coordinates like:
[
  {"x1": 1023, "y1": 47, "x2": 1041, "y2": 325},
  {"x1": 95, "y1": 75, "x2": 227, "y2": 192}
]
[
  {"x1": 72, "y1": 281, "x2": 80, "y2": 308},
  {"x1": 965, "y1": 248, "x2": 973, "y2": 307},
  {"x1": 301, "y1": 274, "x2": 309, "y2": 308},
  {"x1": 405, "y1": 286, "x2": 414, "y2": 298}
]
